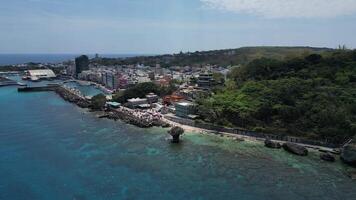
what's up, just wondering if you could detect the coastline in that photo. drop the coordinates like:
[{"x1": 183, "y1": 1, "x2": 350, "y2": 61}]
[
  {"x1": 49, "y1": 82, "x2": 341, "y2": 154},
  {"x1": 161, "y1": 116, "x2": 338, "y2": 153}
]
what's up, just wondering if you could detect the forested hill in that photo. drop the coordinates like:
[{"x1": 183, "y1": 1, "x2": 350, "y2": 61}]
[
  {"x1": 197, "y1": 50, "x2": 356, "y2": 144},
  {"x1": 96, "y1": 46, "x2": 334, "y2": 67}
]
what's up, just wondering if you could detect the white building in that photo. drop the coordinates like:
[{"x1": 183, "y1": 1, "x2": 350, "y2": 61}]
[
  {"x1": 27, "y1": 69, "x2": 56, "y2": 81},
  {"x1": 127, "y1": 98, "x2": 148, "y2": 108}
]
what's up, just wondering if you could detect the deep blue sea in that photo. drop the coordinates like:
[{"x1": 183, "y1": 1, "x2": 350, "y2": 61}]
[
  {"x1": 0, "y1": 54, "x2": 140, "y2": 66},
  {"x1": 1, "y1": 78, "x2": 356, "y2": 200}
]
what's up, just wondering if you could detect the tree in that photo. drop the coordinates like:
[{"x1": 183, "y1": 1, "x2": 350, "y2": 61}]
[
  {"x1": 90, "y1": 94, "x2": 107, "y2": 110},
  {"x1": 197, "y1": 51, "x2": 356, "y2": 143},
  {"x1": 212, "y1": 72, "x2": 225, "y2": 84},
  {"x1": 305, "y1": 54, "x2": 322, "y2": 64}
]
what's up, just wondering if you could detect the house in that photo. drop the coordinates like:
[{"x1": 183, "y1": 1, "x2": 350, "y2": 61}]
[
  {"x1": 127, "y1": 98, "x2": 148, "y2": 108},
  {"x1": 146, "y1": 93, "x2": 159, "y2": 103}
]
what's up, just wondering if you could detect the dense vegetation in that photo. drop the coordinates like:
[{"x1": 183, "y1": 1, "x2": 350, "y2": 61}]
[
  {"x1": 113, "y1": 82, "x2": 177, "y2": 103},
  {"x1": 90, "y1": 94, "x2": 107, "y2": 110},
  {"x1": 95, "y1": 47, "x2": 333, "y2": 67},
  {"x1": 197, "y1": 50, "x2": 356, "y2": 143}
]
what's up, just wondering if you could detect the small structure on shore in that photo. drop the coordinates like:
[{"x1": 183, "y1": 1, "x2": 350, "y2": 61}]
[
  {"x1": 168, "y1": 126, "x2": 184, "y2": 143},
  {"x1": 282, "y1": 142, "x2": 308, "y2": 156}
]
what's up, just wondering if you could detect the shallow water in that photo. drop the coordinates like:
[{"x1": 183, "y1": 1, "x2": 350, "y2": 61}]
[{"x1": 1, "y1": 85, "x2": 356, "y2": 200}]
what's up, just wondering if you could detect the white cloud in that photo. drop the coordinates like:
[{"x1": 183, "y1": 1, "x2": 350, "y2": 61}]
[{"x1": 201, "y1": 0, "x2": 356, "y2": 18}]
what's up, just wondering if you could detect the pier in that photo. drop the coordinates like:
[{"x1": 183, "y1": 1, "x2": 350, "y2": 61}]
[
  {"x1": 0, "y1": 76, "x2": 25, "y2": 87},
  {"x1": 17, "y1": 85, "x2": 60, "y2": 92}
]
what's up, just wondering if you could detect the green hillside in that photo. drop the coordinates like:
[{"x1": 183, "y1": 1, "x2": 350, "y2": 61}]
[
  {"x1": 197, "y1": 50, "x2": 356, "y2": 144},
  {"x1": 96, "y1": 46, "x2": 334, "y2": 67}
]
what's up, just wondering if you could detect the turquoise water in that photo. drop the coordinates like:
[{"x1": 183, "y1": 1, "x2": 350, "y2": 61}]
[{"x1": 1, "y1": 85, "x2": 356, "y2": 200}]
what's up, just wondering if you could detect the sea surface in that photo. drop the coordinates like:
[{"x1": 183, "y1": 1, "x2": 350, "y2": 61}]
[
  {"x1": 0, "y1": 54, "x2": 140, "y2": 66},
  {"x1": 1, "y1": 79, "x2": 356, "y2": 200}
]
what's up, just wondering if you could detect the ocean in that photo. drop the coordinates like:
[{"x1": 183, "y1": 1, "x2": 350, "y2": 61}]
[
  {"x1": 1, "y1": 77, "x2": 356, "y2": 200},
  {"x1": 0, "y1": 54, "x2": 140, "y2": 66}
]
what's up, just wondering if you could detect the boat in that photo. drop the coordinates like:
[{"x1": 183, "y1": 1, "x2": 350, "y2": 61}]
[{"x1": 30, "y1": 77, "x2": 40, "y2": 82}]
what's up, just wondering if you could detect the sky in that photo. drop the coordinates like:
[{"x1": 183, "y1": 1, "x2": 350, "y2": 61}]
[{"x1": 1, "y1": 0, "x2": 356, "y2": 54}]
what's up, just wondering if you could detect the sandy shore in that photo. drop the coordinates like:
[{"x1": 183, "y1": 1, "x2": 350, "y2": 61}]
[{"x1": 161, "y1": 116, "x2": 338, "y2": 153}]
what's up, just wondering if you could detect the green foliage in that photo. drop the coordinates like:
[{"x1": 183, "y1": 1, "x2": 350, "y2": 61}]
[
  {"x1": 93, "y1": 47, "x2": 334, "y2": 67},
  {"x1": 198, "y1": 50, "x2": 356, "y2": 143},
  {"x1": 212, "y1": 72, "x2": 225, "y2": 84},
  {"x1": 90, "y1": 94, "x2": 107, "y2": 110}
]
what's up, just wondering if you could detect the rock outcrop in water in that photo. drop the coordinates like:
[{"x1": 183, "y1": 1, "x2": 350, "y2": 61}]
[
  {"x1": 341, "y1": 143, "x2": 356, "y2": 167},
  {"x1": 320, "y1": 153, "x2": 335, "y2": 162},
  {"x1": 168, "y1": 126, "x2": 184, "y2": 143},
  {"x1": 264, "y1": 139, "x2": 281, "y2": 149},
  {"x1": 282, "y1": 142, "x2": 308, "y2": 156}
]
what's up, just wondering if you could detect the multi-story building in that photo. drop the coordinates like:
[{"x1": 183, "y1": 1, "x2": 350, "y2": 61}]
[
  {"x1": 197, "y1": 72, "x2": 215, "y2": 89},
  {"x1": 75, "y1": 55, "x2": 89, "y2": 77},
  {"x1": 175, "y1": 101, "x2": 196, "y2": 118}
]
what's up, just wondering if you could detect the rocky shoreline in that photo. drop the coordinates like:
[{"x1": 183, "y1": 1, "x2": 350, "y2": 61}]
[
  {"x1": 104, "y1": 109, "x2": 170, "y2": 128},
  {"x1": 55, "y1": 86, "x2": 169, "y2": 128},
  {"x1": 55, "y1": 87, "x2": 91, "y2": 108},
  {"x1": 54, "y1": 85, "x2": 356, "y2": 173}
]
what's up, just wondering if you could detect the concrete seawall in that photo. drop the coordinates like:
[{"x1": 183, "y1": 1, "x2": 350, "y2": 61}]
[{"x1": 18, "y1": 85, "x2": 59, "y2": 92}]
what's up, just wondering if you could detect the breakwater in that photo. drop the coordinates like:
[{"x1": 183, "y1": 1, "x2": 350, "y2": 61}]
[
  {"x1": 54, "y1": 86, "x2": 91, "y2": 108},
  {"x1": 16, "y1": 83, "x2": 167, "y2": 128},
  {"x1": 105, "y1": 108, "x2": 169, "y2": 128}
]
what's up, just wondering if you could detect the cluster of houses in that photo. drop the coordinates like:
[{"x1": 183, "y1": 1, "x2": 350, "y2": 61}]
[
  {"x1": 17, "y1": 54, "x2": 232, "y2": 120},
  {"x1": 65, "y1": 55, "x2": 232, "y2": 120}
]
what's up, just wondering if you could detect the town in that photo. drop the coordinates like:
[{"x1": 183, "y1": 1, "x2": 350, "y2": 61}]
[{"x1": 11, "y1": 54, "x2": 231, "y2": 128}]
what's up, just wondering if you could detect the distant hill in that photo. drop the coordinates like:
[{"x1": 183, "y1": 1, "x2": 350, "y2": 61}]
[{"x1": 96, "y1": 46, "x2": 335, "y2": 67}]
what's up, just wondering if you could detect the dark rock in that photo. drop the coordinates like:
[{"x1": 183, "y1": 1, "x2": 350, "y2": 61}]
[
  {"x1": 320, "y1": 153, "x2": 335, "y2": 162},
  {"x1": 346, "y1": 170, "x2": 356, "y2": 180},
  {"x1": 161, "y1": 122, "x2": 171, "y2": 128},
  {"x1": 282, "y1": 142, "x2": 308, "y2": 156},
  {"x1": 341, "y1": 144, "x2": 356, "y2": 167},
  {"x1": 264, "y1": 139, "x2": 281, "y2": 149}
]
